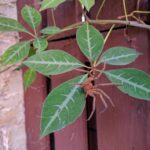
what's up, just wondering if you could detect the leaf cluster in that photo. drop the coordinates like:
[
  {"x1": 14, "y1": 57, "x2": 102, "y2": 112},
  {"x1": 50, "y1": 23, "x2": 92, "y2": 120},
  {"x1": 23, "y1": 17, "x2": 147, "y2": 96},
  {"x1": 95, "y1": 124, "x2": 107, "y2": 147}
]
[{"x1": 0, "y1": 1, "x2": 150, "y2": 137}]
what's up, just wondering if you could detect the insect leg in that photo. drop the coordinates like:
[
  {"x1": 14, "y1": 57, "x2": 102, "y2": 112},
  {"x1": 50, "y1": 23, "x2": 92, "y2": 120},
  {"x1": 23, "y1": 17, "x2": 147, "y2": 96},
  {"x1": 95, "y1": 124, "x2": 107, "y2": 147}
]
[
  {"x1": 97, "y1": 89, "x2": 115, "y2": 107},
  {"x1": 87, "y1": 94, "x2": 96, "y2": 121},
  {"x1": 95, "y1": 91, "x2": 108, "y2": 113}
]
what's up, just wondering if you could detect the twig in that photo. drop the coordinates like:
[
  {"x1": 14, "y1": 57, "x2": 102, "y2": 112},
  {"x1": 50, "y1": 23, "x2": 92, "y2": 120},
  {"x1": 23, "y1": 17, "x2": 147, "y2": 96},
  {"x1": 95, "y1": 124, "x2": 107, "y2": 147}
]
[
  {"x1": 104, "y1": 24, "x2": 115, "y2": 44},
  {"x1": 44, "y1": 18, "x2": 150, "y2": 41},
  {"x1": 123, "y1": 0, "x2": 128, "y2": 21},
  {"x1": 51, "y1": 9, "x2": 56, "y2": 26},
  {"x1": 89, "y1": 19, "x2": 150, "y2": 30},
  {"x1": 96, "y1": 0, "x2": 107, "y2": 19}
]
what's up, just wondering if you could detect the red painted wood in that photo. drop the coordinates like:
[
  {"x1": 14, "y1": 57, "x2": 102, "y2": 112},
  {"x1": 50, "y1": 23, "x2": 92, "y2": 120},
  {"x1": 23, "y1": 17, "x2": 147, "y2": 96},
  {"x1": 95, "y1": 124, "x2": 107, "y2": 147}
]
[
  {"x1": 89, "y1": 0, "x2": 149, "y2": 30},
  {"x1": 46, "y1": 1, "x2": 82, "y2": 40},
  {"x1": 17, "y1": 1, "x2": 50, "y2": 149},
  {"x1": 95, "y1": 28, "x2": 150, "y2": 150},
  {"x1": 48, "y1": 39, "x2": 88, "y2": 150},
  {"x1": 24, "y1": 74, "x2": 50, "y2": 150}
]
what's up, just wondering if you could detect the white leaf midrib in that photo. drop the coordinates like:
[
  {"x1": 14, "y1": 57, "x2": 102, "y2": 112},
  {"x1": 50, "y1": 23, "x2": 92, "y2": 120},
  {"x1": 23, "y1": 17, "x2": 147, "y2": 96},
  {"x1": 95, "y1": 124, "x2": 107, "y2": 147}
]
[
  {"x1": 0, "y1": 21, "x2": 24, "y2": 31},
  {"x1": 42, "y1": 75, "x2": 86, "y2": 135},
  {"x1": 4, "y1": 42, "x2": 28, "y2": 63},
  {"x1": 101, "y1": 53, "x2": 137, "y2": 63},
  {"x1": 106, "y1": 72, "x2": 150, "y2": 93},
  {"x1": 86, "y1": 24, "x2": 92, "y2": 59},
  {"x1": 26, "y1": 60, "x2": 82, "y2": 66},
  {"x1": 26, "y1": 7, "x2": 36, "y2": 29}
]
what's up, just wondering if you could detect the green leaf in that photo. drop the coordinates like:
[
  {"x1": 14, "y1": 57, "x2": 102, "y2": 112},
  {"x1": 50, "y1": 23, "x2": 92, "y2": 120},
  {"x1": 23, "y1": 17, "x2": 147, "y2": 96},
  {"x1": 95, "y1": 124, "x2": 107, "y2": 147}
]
[
  {"x1": 0, "y1": 17, "x2": 27, "y2": 32},
  {"x1": 99, "y1": 47, "x2": 140, "y2": 65},
  {"x1": 41, "y1": 74, "x2": 87, "y2": 136},
  {"x1": 40, "y1": 0, "x2": 65, "y2": 11},
  {"x1": 41, "y1": 26, "x2": 61, "y2": 35},
  {"x1": 24, "y1": 69, "x2": 37, "y2": 90},
  {"x1": 104, "y1": 68, "x2": 150, "y2": 101},
  {"x1": 21, "y1": 5, "x2": 42, "y2": 30},
  {"x1": 79, "y1": 0, "x2": 95, "y2": 11},
  {"x1": 24, "y1": 50, "x2": 85, "y2": 75},
  {"x1": 2, "y1": 41, "x2": 30, "y2": 64},
  {"x1": 33, "y1": 38, "x2": 48, "y2": 52},
  {"x1": 77, "y1": 23, "x2": 104, "y2": 62}
]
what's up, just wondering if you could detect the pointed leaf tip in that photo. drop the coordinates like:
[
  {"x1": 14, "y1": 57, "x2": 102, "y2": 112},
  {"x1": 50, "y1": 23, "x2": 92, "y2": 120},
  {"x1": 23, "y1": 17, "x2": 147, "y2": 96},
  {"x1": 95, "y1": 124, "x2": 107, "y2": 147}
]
[{"x1": 41, "y1": 74, "x2": 87, "y2": 136}]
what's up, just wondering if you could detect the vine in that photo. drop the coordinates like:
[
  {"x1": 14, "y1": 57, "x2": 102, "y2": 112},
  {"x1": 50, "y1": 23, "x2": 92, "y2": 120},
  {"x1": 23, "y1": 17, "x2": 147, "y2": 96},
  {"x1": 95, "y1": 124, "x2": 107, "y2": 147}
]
[{"x1": 0, "y1": 0, "x2": 150, "y2": 137}]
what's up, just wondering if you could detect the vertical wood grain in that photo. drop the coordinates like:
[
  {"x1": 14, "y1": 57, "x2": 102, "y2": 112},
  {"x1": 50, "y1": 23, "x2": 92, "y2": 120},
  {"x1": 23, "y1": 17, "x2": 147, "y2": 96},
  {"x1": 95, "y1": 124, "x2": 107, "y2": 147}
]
[
  {"x1": 17, "y1": 0, "x2": 50, "y2": 149},
  {"x1": 48, "y1": 39, "x2": 88, "y2": 150},
  {"x1": 96, "y1": 28, "x2": 150, "y2": 150}
]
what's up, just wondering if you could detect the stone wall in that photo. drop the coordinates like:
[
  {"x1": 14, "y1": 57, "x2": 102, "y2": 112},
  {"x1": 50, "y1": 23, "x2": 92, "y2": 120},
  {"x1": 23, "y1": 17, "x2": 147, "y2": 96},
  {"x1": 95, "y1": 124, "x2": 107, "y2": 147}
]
[{"x1": 0, "y1": 0, "x2": 27, "y2": 150}]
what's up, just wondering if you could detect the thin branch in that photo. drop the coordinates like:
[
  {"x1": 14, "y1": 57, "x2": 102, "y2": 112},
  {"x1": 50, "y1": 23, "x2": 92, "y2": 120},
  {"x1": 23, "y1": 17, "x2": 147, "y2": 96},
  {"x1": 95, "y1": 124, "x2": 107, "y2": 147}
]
[
  {"x1": 104, "y1": 24, "x2": 115, "y2": 44},
  {"x1": 96, "y1": 0, "x2": 107, "y2": 19},
  {"x1": 46, "y1": 22, "x2": 82, "y2": 40},
  {"x1": 89, "y1": 19, "x2": 150, "y2": 30},
  {"x1": 44, "y1": 18, "x2": 150, "y2": 41},
  {"x1": 74, "y1": 68, "x2": 89, "y2": 73},
  {"x1": 123, "y1": 0, "x2": 128, "y2": 21},
  {"x1": 51, "y1": 9, "x2": 56, "y2": 26}
]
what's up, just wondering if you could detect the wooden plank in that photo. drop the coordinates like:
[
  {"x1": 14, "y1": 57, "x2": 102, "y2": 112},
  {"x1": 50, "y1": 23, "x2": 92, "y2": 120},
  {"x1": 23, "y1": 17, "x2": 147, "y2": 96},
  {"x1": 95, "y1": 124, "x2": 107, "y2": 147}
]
[
  {"x1": 48, "y1": 39, "x2": 88, "y2": 150},
  {"x1": 17, "y1": 0, "x2": 50, "y2": 149},
  {"x1": 24, "y1": 74, "x2": 50, "y2": 150},
  {"x1": 46, "y1": 1, "x2": 82, "y2": 40},
  {"x1": 95, "y1": 28, "x2": 150, "y2": 150},
  {"x1": 89, "y1": 0, "x2": 149, "y2": 30}
]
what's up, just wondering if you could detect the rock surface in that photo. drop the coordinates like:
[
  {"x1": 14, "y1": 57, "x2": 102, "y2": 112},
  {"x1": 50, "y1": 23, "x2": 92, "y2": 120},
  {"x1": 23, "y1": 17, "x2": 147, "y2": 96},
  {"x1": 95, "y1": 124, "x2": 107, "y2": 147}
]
[{"x1": 0, "y1": 0, "x2": 27, "y2": 149}]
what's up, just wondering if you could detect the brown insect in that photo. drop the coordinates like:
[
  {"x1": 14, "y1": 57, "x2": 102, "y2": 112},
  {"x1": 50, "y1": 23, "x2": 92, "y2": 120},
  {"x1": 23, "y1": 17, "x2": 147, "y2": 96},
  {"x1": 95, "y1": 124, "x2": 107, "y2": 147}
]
[{"x1": 80, "y1": 63, "x2": 115, "y2": 121}]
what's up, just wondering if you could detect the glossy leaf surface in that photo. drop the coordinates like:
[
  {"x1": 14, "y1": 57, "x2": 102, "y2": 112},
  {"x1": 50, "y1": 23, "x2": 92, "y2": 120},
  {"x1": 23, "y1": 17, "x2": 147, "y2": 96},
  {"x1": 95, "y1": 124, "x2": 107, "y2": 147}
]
[
  {"x1": 40, "y1": 0, "x2": 65, "y2": 11},
  {"x1": 77, "y1": 23, "x2": 104, "y2": 62},
  {"x1": 2, "y1": 42, "x2": 30, "y2": 64},
  {"x1": 24, "y1": 50, "x2": 85, "y2": 75},
  {"x1": 41, "y1": 74, "x2": 87, "y2": 136},
  {"x1": 33, "y1": 38, "x2": 48, "y2": 52},
  {"x1": 104, "y1": 68, "x2": 150, "y2": 100},
  {"x1": 0, "y1": 17, "x2": 27, "y2": 32},
  {"x1": 24, "y1": 69, "x2": 37, "y2": 90},
  {"x1": 41, "y1": 26, "x2": 61, "y2": 35},
  {"x1": 21, "y1": 5, "x2": 42, "y2": 29},
  {"x1": 99, "y1": 47, "x2": 140, "y2": 65}
]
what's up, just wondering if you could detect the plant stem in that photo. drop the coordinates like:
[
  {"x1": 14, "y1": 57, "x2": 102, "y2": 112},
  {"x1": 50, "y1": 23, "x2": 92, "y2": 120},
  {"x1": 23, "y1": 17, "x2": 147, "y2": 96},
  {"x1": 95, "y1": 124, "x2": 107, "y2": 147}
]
[
  {"x1": 46, "y1": 22, "x2": 82, "y2": 40},
  {"x1": 123, "y1": 0, "x2": 128, "y2": 21},
  {"x1": 89, "y1": 19, "x2": 150, "y2": 30},
  {"x1": 51, "y1": 9, "x2": 56, "y2": 26},
  {"x1": 26, "y1": 31, "x2": 36, "y2": 38},
  {"x1": 96, "y1": 0, "x2": 107, "y2": 19},
  {"x1": 45, "y1": 18, "x2": 150, "y2": 41},
  {"x1": 104, "y1": 24, "x2": 115, "y2": 43}
]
